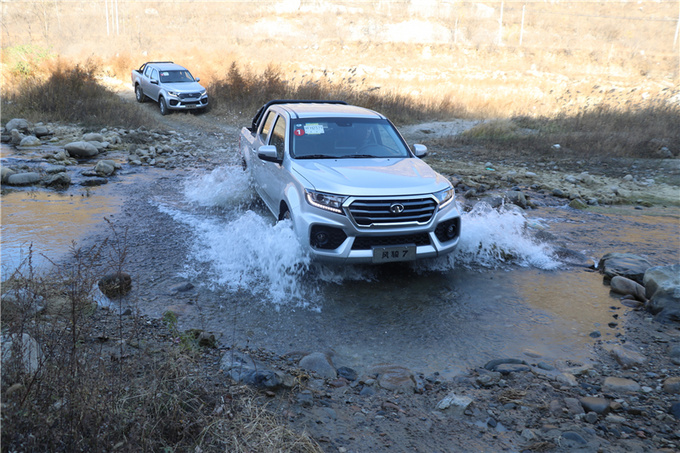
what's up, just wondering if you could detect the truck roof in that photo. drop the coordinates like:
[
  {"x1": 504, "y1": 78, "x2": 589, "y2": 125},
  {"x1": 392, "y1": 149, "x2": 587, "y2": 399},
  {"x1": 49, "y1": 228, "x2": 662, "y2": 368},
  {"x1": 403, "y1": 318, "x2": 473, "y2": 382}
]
[
  {"x1": 280, "y1": 103, "x2": 383, "y2": 119},
  {"x1": 249, "y1": 100, "x2": 384, "y2": 131},
  {"x1": 145, "y1": 62, "x2": 189, "y2": 72}
]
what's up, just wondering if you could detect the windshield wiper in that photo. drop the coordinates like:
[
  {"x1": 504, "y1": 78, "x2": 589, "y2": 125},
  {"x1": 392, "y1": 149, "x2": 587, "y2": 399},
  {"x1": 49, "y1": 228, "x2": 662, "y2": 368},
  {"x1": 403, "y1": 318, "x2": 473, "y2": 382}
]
[
  {"x1": 296, "y1": 154, "x2": 335, "y2": 159},
  {"x1": 338, "y1": 154, "x2": 378, "y2": 158}
]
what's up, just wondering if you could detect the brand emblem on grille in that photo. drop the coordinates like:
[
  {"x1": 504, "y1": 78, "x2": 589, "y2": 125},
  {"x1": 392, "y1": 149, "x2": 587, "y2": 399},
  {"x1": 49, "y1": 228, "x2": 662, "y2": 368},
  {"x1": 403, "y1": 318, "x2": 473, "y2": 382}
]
[{"x1": 390, "y1": 203, "x2": 405, "y2": 214}]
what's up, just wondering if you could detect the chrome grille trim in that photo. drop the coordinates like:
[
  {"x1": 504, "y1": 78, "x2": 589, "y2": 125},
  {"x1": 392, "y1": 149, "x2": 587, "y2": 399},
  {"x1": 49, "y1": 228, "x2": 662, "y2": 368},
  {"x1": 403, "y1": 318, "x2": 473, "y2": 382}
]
[{"x1": 348, "y1": 196, "x2": 437, "y2": 226}]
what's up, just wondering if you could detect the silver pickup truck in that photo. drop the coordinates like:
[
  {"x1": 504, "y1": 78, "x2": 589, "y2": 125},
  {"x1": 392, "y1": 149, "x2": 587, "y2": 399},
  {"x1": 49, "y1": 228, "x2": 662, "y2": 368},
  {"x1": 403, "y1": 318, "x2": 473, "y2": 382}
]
[
  {"x1": 240, "y1": 100, "x2": 461, "y2": 264},
  {"x1": 131, "y1": 61, "x2": 208, "y2": 115}
]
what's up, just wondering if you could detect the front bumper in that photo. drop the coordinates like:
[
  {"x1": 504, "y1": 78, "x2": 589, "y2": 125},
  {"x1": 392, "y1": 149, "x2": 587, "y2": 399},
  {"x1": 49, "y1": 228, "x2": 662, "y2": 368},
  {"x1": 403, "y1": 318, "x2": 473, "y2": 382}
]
[
  {"x1": 293, "y1": 196, "x2": 461, "y2": 264},
  {"x1": 167, "y1": 94, "x2": 209, "y2": 110}
]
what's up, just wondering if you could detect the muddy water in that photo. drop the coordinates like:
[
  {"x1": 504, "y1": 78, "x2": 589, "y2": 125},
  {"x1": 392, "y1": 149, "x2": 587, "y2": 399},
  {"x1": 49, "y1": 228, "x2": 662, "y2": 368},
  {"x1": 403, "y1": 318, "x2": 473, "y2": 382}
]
[{"x1": 2, "y1": 144, "x2": 679, "y2": 378}]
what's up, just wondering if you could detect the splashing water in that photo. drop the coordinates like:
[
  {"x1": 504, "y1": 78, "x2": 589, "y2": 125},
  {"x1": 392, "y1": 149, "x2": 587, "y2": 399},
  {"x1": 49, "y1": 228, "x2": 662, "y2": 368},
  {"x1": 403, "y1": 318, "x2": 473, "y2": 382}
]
[
  {"x1": 455, "y1": 202, "x2": 559, "y2": 270},
  {"x1": 184, "y1": 165, "x2": 256, "y2": 209},
  {"x1": 170, "y1": 166, "x2": 558, "y2": 304}
]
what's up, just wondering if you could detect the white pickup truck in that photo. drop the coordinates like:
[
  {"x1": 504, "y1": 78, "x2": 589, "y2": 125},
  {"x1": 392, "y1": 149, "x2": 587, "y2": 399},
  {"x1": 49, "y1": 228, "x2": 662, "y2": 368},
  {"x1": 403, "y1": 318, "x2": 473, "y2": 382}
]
[
  {"x1": 240, "y1": 100, "x2": 461, "y2": 264},
  {"x1": 131, "y1": 61, "x2": 208, "y2": 115}
]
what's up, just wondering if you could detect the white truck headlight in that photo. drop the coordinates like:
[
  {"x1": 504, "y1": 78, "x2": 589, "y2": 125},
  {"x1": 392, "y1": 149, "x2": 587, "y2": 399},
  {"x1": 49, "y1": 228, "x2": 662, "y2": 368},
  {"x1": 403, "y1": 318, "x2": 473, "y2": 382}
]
[
  {"x1": 167, "y1": 91, "x2": 179, "y2": 97},
  {"x1": 305, "y1": 190, "x2": 346, "y2": 215},
  {"x1": 434, "y1": 186, "x2": 454, "y2": 209}
]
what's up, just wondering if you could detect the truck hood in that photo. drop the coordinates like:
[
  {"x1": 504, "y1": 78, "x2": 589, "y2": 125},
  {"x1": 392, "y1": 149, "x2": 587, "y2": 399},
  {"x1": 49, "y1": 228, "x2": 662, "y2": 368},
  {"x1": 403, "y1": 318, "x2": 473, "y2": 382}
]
[
  {"x1": 164, "y1": 82, "x2": 205, "y2": 93},
  {"x1": 291, "y1": 158, "x2": 450, "y2": 196}
]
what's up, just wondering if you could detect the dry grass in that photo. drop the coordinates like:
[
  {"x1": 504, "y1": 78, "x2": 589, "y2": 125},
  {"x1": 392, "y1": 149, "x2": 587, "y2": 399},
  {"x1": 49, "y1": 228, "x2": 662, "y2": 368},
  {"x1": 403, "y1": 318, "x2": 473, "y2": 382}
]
[
  {"x1": 1, "y1": 236, "x2": 322, "y2": 453},
  {"x1": 1, "y1": 57, "x2": 156, "y2": 128}
]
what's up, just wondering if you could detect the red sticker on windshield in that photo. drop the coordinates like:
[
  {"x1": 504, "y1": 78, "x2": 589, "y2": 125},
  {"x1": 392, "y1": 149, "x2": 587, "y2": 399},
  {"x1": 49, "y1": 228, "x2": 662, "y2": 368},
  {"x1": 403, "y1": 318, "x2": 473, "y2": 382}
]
[{"x1": 294, "y1": 129, "x2": 305, "y2": 136}]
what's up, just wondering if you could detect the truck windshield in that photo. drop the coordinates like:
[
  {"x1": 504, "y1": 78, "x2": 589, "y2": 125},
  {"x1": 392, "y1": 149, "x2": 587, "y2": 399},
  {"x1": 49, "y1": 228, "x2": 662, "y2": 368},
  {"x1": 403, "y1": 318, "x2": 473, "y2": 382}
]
[
  {"x1": 291, "y1": 118, "x2": 411, "y2": 159},
  {"x1": 159, "y1": 70, "x2": 195, "y2": 83}
]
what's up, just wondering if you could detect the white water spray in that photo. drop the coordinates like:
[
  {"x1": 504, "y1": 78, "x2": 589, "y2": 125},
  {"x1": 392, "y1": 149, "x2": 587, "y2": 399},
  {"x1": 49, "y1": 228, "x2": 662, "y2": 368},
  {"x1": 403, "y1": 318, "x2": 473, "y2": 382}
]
[{"x1": 168, "y1": 166, "x2": 559, "y2": 304}]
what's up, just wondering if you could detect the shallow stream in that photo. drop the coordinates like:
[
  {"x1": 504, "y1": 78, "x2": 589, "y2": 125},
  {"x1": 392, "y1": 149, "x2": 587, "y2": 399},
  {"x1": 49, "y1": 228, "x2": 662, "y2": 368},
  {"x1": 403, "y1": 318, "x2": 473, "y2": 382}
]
[{"x1": 2, "y1": 143, "x2": 679, "y2": 378}]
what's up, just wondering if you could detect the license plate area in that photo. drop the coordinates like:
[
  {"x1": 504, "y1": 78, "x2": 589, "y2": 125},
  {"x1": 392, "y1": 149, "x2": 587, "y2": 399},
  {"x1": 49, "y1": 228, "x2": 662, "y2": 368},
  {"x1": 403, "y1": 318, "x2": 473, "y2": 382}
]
[{"x1": 372, "y1": 244, "x2": 416, "y2": 263}]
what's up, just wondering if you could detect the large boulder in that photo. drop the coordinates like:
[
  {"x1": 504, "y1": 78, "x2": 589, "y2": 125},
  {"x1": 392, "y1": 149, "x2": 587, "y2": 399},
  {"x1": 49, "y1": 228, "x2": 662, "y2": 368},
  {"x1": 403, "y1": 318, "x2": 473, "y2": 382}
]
[
  {"x1": 64, "y1": 141, "x2": 99, "y2": 158},
  {"x1": 598, "y1": 252, "x2": 651, "y2": 284},
  {"x1": 6, "y1": 172, "x2": 41, "y2": 186},
  {"x1": 19, "y1": 135, "x2": 41, "y2": 147},
  {"x1": 5, "y1": 118, "x2": 31, "y2": 133},
  {"x1": 94, "y1": 159, "x2": 117, "y2": 176},
  {"x1": 1, "y1": 166, "x2": 15, "y2": 183},
  {"x1": 83, "y1": 132, "x2": 104, "y2": 142},
  {"x1": 644, "y1": 264, "x2": 680, "y2": 322}
]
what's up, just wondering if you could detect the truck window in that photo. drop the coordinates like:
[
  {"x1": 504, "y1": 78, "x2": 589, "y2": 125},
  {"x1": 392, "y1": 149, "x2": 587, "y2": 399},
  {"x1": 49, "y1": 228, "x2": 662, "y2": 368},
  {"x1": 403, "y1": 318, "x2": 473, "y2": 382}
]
[
  {"x1": 144, "y1": 65, "x2": 152, "y2": 78},
  {"x1": 259, "y1": 112, "x2": 276, "y2": 143},
  {"x1": 151, "y1": 68, "x2": 159, "y2": 81},
  {"x1": 270, "y1": 116, "x2": 287, "y2": 161}
]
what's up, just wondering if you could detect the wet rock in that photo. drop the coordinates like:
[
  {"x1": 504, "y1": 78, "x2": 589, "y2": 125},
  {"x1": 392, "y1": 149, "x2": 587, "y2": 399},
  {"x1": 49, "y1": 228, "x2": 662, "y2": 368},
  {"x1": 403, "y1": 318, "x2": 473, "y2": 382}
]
[
  {"x1": 603, "y1": 377, "x2": 641, "y2": 393},
  {"x1": 506, "y1": 190, "x2": 527, "y2": 208},
  {"x1": 435, "y1": 392, "x2": 473, "y2": 416},
  {"x1": 7, "y1": 172, "x2": 41, "y2": 186},
  {"x1": 42, "y1": 164, "x2": 67, "y2": 174},
  {"x1": 484, "y1": 358, "x2": 529, "y2": 371},
  {"x1": 65, "y1": 141, "x2": 99, "y2": 158},
  {"x1": 584, "y1": 412, "x2": 599, "y2": 423},
  {"x1": 299, "y1": 352, "x2": 336, "y2": 379},
  {"x1": 552, "y1": 188, "x2": 567, "y2": 198},
  {"x1": 670, "y1": 402, "x2": 680, "y2": 419},
  {"x1": 44, "y1": 172, "x2": 71, "y2": 188},
  {"x1": 669, "y1": 345, "x2": 680, "y2": 366},
  {"x1": 370, "y1": 364, "x2": 416, "y2": 393},
  {"x1": 5, "y1": 118, "x2": 31, "y2": 132},
  {"x1": 88, "y1": 140, "x2": 110, "y2": 152},
  {"x1": 34, "y1": 125, "x2": 51, "y2": 137},
  {"x1": 10, "y1": 130, "x2": 24, "y2": 145},
  {"x1": 1, "y1": 167, "x2": 15, "y2": 183},
  {"x1": 610, "y1": 276, "x2": 647, "y2": 301},
  {"x1": 83, "y1": 132, "x2": 104, "y2": 142},
  {"x1": 495, "y1": 363, "x2": 531, "y2": 375},
  {"x1": 169, "y1": 281, "x2": 194, "y2": 293},
  {"x1": 98, "y1": 272, "x2": 132, "y2": 298},
  {"x1": 609, "y1": 345, "x2": 647, "y2": 369},
  {"x1": 476, "y1": 371, "x2": 501, "y2": 387},
  {"x1": 82, "y1": 177, "x2": 108, "y2": 186},
  {"x1": 569, "y1": 198, "x2": 588, "y2": 210},
  {"x1": 565, "y1": 397, "x2": 585, "y2": 415},
  {"x1": 598, "y1": 252, "x2": 651, "y2": 284},
  {"x1": 663, "y1": 377, "x2": 680, "y2": 394},
  {"x1": 643, "y1": 264, "x2": 680, "y2": 322},
  {"x1": 19, "y1": 136, "x2": 41, "y2": 147},
  {"x1": 580, "y1": 396, "x2": 610, "y2": 414},
  {"x1": 337, "y1": 366, "x2": 358, "y2": 381},
  {"x1": 221, "y1": 352, "x2": 285, "y2": 390},
  {"x1": 1, "y1": 333, "x2": 43, "y2": 375},
  {"x1": 94, "y1": 159, "x2": 117, "y2": 176},
  {"x1": 560, "y1": 431, "x2": 588, "y2": 447}
]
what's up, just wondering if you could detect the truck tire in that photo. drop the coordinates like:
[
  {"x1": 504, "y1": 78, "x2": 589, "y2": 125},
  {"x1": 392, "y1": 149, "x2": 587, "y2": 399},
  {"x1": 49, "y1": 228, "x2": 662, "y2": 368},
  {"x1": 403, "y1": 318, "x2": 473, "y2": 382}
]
[
  {"x1": 159, "y1": 96, "x2": 169, "y2": 116},
  {"x1": 135, "y1": 85, "x2": 145, "y2": 103}
]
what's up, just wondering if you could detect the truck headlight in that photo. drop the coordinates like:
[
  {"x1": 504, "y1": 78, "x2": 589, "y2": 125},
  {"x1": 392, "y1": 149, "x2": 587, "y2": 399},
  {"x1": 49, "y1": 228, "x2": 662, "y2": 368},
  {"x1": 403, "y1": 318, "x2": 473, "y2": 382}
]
[
  {"x1": 167, "y1": 91, "x2": 179, "y2": 97},
  {"x1": 200, "y1": 90, "x2": 207, "y2": 97},
  {"x1": 305, "y1": 190, "x2": 346, "y2": 215},
  {"x1": 434, "y1": 186, "x2": 454, "y2": 209}
]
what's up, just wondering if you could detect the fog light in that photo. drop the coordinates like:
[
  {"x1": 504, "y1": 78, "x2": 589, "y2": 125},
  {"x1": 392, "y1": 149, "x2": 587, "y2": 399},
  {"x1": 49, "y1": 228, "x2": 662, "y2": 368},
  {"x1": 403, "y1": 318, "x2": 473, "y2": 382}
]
[
  {"x1": 446, "y1": 224, "x2": 457, "y2": 239},
  {"x1": 314, "y1": 230, "x2": 329, "y2": 247}
]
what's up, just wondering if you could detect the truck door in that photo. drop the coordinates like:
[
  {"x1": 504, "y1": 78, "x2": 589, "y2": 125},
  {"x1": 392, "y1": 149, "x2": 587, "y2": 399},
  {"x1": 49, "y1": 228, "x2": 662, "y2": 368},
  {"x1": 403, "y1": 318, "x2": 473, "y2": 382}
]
[
  {"x1": 148, "y1": 68, "x2": 162, "y2": 100},
  {"x1": 250, "y1": 111, "x2": 277, "y2": 207},
  {"x1": 259, "y1": 115, "x2": 289, "y2": 216}
]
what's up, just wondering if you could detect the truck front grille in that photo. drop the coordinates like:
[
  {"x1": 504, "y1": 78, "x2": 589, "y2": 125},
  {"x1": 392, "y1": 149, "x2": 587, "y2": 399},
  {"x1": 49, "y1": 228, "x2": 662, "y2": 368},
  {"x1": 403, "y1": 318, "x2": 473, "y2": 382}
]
[
  {"x1": 351, "y1": 233, "x2": 431, "y2": 250},
  {"x1": 348, "y1": 197, "x2": 437, "y2": 226},
  {"x1": 178, "y1": 92, "x2": 201, "y2": 99}
]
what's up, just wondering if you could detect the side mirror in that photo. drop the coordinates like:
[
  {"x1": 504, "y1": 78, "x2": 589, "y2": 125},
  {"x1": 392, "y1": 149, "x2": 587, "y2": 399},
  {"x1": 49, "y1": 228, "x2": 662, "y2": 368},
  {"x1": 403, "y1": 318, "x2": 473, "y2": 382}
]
[
  {"x1": 258, "y1": 145, "x2": 280, "y2": 163},
  {"x1": 195, "y1": 77, "x2": 200, "y2": 82},
  {"x1": 413, "y1": 144, "x2": 427, "y2": 157}
]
